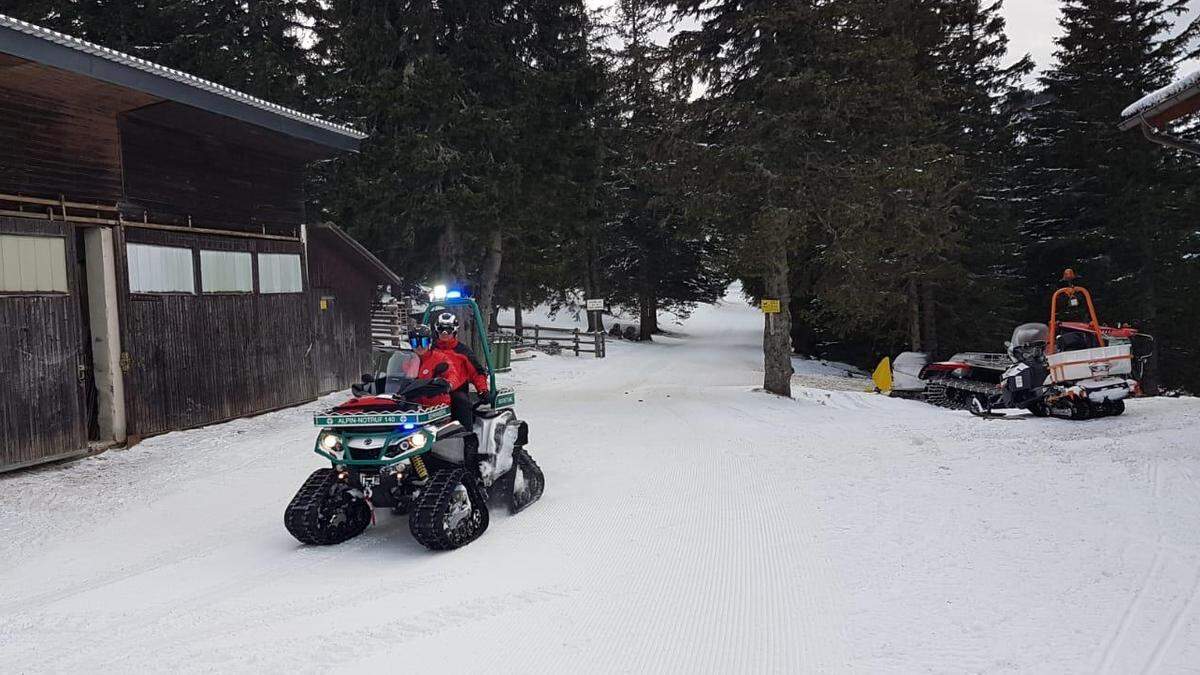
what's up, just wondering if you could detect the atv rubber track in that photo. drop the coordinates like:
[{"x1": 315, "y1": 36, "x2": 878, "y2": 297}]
[
  {"x1": 508, "y1": 447, "x2": 545, "y2": 515},
  {"x1": 409, "y1": 468, "x2": 490, "y2": 551},
  {"x1": 284, "y1": 468, "x2": 372, "y2": 545}
]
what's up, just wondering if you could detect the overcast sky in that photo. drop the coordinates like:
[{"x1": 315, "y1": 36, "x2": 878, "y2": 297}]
[
  {"x1": 587, "y1": 1, "x2": 1200, "y2": 88},
  {"x1": 1003, "y1": 0, "x2": 1200, "y2": 80}
]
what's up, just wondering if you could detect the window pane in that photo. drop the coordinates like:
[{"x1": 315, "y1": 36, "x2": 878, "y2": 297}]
[
  {"x1": 200, "y1": 250, "x2": 252, "y2": 293},
  {"x1": 127, "y1": 243, "x2": 194, "y2": 293},
  {"x1": 0, "y1": 234, "x2": 67, "y2": 293},
  {"x1": 259, "y1": 253, "x2": 303, "y2": 294}
]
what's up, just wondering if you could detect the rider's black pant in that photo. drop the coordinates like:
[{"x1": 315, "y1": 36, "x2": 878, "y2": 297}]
[{"x1": 449, "y1": 389, "x2": 474, "y2": 429}]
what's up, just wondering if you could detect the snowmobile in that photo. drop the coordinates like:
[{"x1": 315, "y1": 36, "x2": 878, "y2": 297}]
[
  {"x1": 284, "y1": 292, "x2": 545, "y2": 551},
  {"x1": 946, "y1": 270, "x2": 1144, "y2": 419}
]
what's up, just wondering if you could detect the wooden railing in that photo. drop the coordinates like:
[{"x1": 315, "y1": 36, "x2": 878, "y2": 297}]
[
  {"x1": 0, "y1": 193, "x2": 300, "y2": 241},
  {"x1": 493, "y1": 323, "x2": 606, "y2": 358}
]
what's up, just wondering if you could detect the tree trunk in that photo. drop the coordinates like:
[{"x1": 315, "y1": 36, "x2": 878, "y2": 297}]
[
  {"x1": 639, "y1": 291, "x2": 656, "y2": 341},
  {"x1": 476, "y1": 229, "x2": 504, "y2": 333},
  {"x1": 585, "y1": 233, "x2": 604, "y2": 332},
  {"x1": 514, "y1": 277, "x2": 524, "y2": 338},
  {"x1": 438, "y1": 220, "x2": 467, "y2": 285},
  {"x1": 921, "y1": 282, "x2": 938, "y2": 357},
  {"x1": 763, "y1": 245, "x2": 793, "y2": 397},
  {"x1": 907, "y1": 278, "x2": 923, "y2": 352}
]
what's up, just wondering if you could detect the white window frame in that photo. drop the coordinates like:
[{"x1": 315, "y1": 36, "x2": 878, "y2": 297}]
[
  {"x1": 200, "y1": 250, "x2": 253, "y2": 293},
  {"x1": 126, "y1": 243, "x2": 195, "y2": 294},
  {"x1": 0, "y1": 234, "x2": 68, "y2": 294},
  {"x1": 258, "y1": 253, "x2": 304, "y2": 294}
]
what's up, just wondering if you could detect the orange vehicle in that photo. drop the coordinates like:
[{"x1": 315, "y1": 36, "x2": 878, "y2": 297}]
[
  {"x1": 911, "y1": 270, "x2": 1151, "y2": 419},
  {"x1": 970, "y1": 270, "x2": 1143, "y2": 419}
]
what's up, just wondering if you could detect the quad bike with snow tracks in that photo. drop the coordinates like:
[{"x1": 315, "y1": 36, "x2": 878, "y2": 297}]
[{"x1": 284, "y1": 293, "x2": 545, "y2": 551}]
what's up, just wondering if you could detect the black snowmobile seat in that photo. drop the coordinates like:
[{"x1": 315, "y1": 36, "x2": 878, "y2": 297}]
[{"x1": 1056, "y1": 330, "x2": 1100, "y2": 352}]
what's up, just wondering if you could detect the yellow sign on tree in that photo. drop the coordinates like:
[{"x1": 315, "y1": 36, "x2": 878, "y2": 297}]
[{"x1": 761, "y1": 299, "x2": 781, "y2": 314}]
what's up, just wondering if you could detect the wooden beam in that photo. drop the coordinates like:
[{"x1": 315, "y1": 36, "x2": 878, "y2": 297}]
[{"x1": 122, "y1": 220, "x2": 300, "y2": 242}]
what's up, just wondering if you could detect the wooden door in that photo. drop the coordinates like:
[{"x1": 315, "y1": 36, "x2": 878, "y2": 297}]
[
  {"x1": 313, "y1": 290, "x2": 359, "y2": 394},
  {"x1": 0, "y1": 217, "x2": 90, "y2": 471}
]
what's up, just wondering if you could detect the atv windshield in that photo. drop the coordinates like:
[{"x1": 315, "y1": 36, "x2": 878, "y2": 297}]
[
  {"x1": 364, "y1": 350, "x2": 422, "y2": 395},
  {"x1": 384, "y1": 350, "x2": 421, "y2": 379}
]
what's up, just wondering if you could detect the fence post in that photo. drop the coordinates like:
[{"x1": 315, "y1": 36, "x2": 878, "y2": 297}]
[
  {"x1": 534, "y1": 325, "x2": 540, "y2": 348},
  {"x1": 596, "y1": 331, "x2": 605, "y2": 358},
  {"x1": 573, "y1": 328, "x2": 580, "y2": 356}
]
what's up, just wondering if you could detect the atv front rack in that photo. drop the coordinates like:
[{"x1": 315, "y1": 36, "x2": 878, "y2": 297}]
[
  {"x1": 314, "y1": 404, "x2": 451, "y2": 428},
  {"x1": 492, "y1": 387, "x2": 516, "y2": 409}
]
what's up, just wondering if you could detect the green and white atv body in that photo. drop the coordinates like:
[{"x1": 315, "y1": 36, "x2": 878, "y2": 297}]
[{"x1": 284, "y1": 295, "x2": 544, "y2": 551}]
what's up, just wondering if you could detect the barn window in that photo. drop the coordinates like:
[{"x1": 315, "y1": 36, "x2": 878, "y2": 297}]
[
  {"x1": 258, "y1": 253, "x2": 303, "y2": 294},
  {"x1": 200, "y1": 250, "x2": 253, "y2": 293},
  {"x1": 0, "y1": 234, "x2": 68, "y2": 293},
  {"x1": 127, "y1": 243, "x2": 195, "y2": 294}
]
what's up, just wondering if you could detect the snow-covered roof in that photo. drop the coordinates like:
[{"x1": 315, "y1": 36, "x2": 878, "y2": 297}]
[
  {"x1": 0, "y1": 13, "x2": 366, "y2": 151},
  {"x1": 1120, "y1": 68, "x2": 1200, "y2": 130}
]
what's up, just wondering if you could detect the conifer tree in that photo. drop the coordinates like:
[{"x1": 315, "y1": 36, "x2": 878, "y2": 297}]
[
  {"x1": 1016, "y1": 0, "x2": 1200, "y2": 390},
  {"x1": 309, "y1": 0, "x2": 527, "y2": 319},
  {"x1": 600, "y1": 0, "x2": 728, "y2": 341},
  {"x1": 310, "y1": 0, "x2": 607, "y2": 329},
  {"x1": 661, "y1": 0, "x2": 865, "y2": 395}
]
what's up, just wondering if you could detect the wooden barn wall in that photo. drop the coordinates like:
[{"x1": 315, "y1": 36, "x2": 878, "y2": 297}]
[
  {"x1": 0, "y1": 56, "x2": 155, "y2": 203},
  {"x1": 0, "y1": 216, "x2": 90, "y2": 471},
  {"x1": 309, "y1": 238, "x2": 377, "y2": 394},
  {"x1": 117, "y1": 228, "x2": 316, "y2": 437},
  {"x1": 119, "y1": 110, "x2": 307, "y2": 232}
]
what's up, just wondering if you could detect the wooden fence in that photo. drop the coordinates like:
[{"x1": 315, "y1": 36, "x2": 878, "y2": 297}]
[
  {"x1": 369, "y1": 310, "x2": 607, "y2": 360},
  {"x1": 494, "y1": 324, "x2": 606, "y2": 358}
]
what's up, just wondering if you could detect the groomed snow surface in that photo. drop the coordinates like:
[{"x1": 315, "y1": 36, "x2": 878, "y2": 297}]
[{"x1": 3, "y1": 288, "x2": 1200, "y2": 673}]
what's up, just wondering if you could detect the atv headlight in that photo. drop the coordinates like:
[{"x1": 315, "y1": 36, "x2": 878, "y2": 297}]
[
  {"x1": 388, "y1": 432, "x2": 428, "y2": 457},
  {"x1": 319, "y1": 431, "x2": 342, "y2": 451}
]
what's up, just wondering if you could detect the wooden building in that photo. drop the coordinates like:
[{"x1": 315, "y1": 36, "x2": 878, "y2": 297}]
[{"x1": 0, "y1": 15, "x2": 401, "y2": 472}]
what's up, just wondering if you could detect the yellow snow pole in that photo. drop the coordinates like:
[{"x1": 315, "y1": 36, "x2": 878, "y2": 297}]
[{"x1": 871, "y1": 357, "x2": 893, "y2": 393}]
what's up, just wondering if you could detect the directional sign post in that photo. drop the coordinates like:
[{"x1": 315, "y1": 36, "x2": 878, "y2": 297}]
[{"x1": 585, "y1": 298, "x2": 605, "y2": 335}]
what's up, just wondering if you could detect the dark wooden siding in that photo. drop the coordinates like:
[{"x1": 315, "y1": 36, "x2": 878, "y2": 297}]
[
  {"x1": 119, "y1": 105, "x2": 307, "y2": 233},
  {"x1": 118, "y1": 228, "x2": 316, "y2": 437},
  {"x1": 307, "y1": 229, "x2": 376, "y2": 391},
  {"x1": 0, "y1": 55, "x2": 156, "y2": 203},
  {"x1": 308, "y1": 235, "x2": 378, "y2": 394},
  {"x1": 0, "y1": 216, "x2": 89, "y2": 471}
]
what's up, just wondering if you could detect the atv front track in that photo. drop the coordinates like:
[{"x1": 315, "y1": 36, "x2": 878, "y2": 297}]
[
  {"x1": 285, "y1": 469, "x2": 372, "y2": 545},
  {"x1": 409, "y1": 468, "x2": 490, "y2": 550}
]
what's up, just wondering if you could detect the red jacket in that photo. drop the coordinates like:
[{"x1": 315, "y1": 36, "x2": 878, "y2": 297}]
[
  {"x1": 414, "y1": 348, "x2": 466, "y2": 408},
  {"x1": 434, "y1": 336, "x2": 489, "y2": 394}
]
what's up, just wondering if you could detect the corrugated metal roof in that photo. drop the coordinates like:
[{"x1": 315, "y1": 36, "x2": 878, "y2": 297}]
[{"x1": 0, "y1": 13, "x2": 366, "y2": 146}]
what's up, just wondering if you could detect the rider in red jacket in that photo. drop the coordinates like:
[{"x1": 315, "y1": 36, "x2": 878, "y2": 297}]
[{"x1": 432, "y1": 312, "x2": 490, "y2": 399}]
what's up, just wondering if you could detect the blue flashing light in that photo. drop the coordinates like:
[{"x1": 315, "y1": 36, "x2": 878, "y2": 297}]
[
  {"x1": 446, "y1": 290, "x2": 464, "y2": 299},
  {"x1": 403, "y1": 423, "x2": 416, "y2": 430}
]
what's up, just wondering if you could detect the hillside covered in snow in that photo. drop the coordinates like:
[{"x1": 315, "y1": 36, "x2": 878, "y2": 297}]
[{"x1": 2, "y1": 290, "x2": 1199, "y2": 672}]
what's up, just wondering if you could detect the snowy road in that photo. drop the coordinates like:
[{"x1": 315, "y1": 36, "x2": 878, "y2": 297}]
[{"x1": 3, "y1": 293, "x2": 1200, "y2": 673}]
